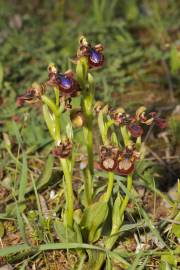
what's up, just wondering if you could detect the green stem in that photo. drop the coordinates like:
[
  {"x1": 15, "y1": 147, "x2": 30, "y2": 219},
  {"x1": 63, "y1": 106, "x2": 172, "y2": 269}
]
[
  {"x1": 82, "y1": 96, "x2": 94, "y2": 204},
  {"x1": 76, "y1": 59, "x2": 94, "y2": 203},
  {"x1": 93, "y1": 175, "x2": 133, "y2": 270},
  {"x1": 54, "y1": 115, "x2": 61, "y2": 141},
  {"x1": 54, "y1": 87, "x2": 59, "y2": 107},
  {"x1": 120, "y1": 126, "x2": 130, "y2": 146},
  {"x1": 41, "y1": 95, "x2": 59, "y2": 116},
  {"x1": 118, "y1": 174, "x2": 132, "y2": 219},
  {"x1": 60, "y1": 159, "x2": 74, "y2": 228},
  {"x1": 103, "y1": 172, "x2": 114, "y2": 202},
  {"x1": 83, "y1": 168, "x2": 93, "y2": 206},
  {"x1": 136, "y1": 136, "x2": 141, "y2": 150},
  {"x1": 84, "y1": 115, "x2": 94, "y2": 175},
  {"x1": 6, "y1": 146, "x2": 22, "y2": 168},
  {"x1": 77, "y1": 253, "x2": 86, "y2": 270}
]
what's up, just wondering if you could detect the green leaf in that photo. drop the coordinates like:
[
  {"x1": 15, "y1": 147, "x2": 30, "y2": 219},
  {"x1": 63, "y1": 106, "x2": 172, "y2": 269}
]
[
  {"x1": 109, "y1": 251, "x2": 130, "y2": 268},
  {"x1": 106, "y1": 256, "x2": 112, "y2": 270},
  {"x1": 161, "y1": 254, "x2": 177, "y2": 267},
  {"x1": 0, "y1": 221, "x2": 5, "y2": 238},
  {"x1": 86, "y1": 250, "x2": 105, "y2": 270},
  {"x1": 140, "y1": 208, "x2": 167, "y2": 248},
  {"x1": 171, "y1": 211, "x2": 180, "y2": 238},
  {"x1": 170, "y1": 46, "x2": 180, "y2": 74},
  {"x1": 0, "y1": 244, "x2": 31, "y2": 257},
  {"x1": 127, "y1": 250, "x2": 143, "y2": 270},
  {"x1": 12, "y1": 120, "x2": 23, "y2": 147},
  {"x1": 15, "y1": 201, "x2": 27, "y2": 243},
  {"x1": 5, "y1": 202, "x2": 26, "y2": 218},
  {"x1": 80, "y1": 201, "x2": 108, "y2": 242},
  {"x1": 54, "y1": 219, "x2": 77, "y2": 243},
  {"x1": 160, "y1": 261, "x2": 172, "y2": 270},
  {"x1": 0, "y1": 62, "x2": 3, "y2": 89},
  {"x1": 36, "y1": 155, "x2": 54, "y2": 189},
  {"x1": 73, "y1": 222, "x2": 83, "y2": 243},
  {"x1": 42, "y1": 105, "x2": 56, "y2": 140},
  {"x1": 76, "y1": 57, "x2": 88, "y2": 88},
  {"x1": 111, "y1": 193, "x2": 123, "y2": 234}
]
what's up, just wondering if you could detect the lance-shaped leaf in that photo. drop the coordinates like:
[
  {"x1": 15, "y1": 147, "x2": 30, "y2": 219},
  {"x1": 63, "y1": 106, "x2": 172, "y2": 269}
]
[
  {"x1": 42, "y1": 105, "x2": 56, "y2": 140},
  {"x1": 80, "y1": 201, "x2": 108, "y2": 242},
  {"x1": 111, "y1": 193, "x2": 124, "y2": 234}
]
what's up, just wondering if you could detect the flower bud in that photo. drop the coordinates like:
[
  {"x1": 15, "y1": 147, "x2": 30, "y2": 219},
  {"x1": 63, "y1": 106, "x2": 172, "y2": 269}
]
[
  {"x1": 136, "y1": 106, "x2": 146, "y2": 121},
  {"x1": 70, "y1": 109, "x2": 85, "y2": 128},
  {"x1": 3, "y1": 132, "x2": 11, "y2": 148},
  {"x1": 94, "y1": 101, "x2": 109, "y2": 114}
]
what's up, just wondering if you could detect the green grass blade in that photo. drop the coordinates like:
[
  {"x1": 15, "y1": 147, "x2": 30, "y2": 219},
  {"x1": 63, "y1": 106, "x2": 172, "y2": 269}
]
[
  {"x1": 31, "y1": 175, "x2": 43, "y2": 221},
  {"x1": 12, "y1": 120, "x2": 23, "y2": 147},
  {"x1": 39, "y1": 242, "x2": 105, "y2": 252},
  {"x1": 0, "y1": 244, "x2": 31, "y2": 257},
  {"x1": 14, "y1": 195, "x2": 27, "y2": 244},
  {"x1": 36, "y1": 155, "x2": 54, "y2": 189},
  {"x1": 127, "y1": 250, "x2": 143, "y2": 270},
  {"x1": 137, "y1": 256, "x2": 149, "y2": 270},
  {"x1": 0, "y1": 62, "x2": 3, "y2": 88},
  {"x1": 18, "y1": 152, "x2": 28, "y2": 202},
  {"x1": 140, "y1": 208, "x2": 168, "y2": 249}
]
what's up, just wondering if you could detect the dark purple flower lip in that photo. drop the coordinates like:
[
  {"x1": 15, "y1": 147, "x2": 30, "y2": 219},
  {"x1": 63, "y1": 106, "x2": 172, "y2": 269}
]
[
  {"x1": 47, "y1": 69, "x2": 80, "y2": 96},
  {"x1": 88, "y1": 48, "x2": 104, "y2": 68},
  {"x1": 56, "y1": 74, "x2": 73, "y2": 89},
  {"x1": 76, "y1": 37, "x2": 104, "y2": 68},
  {"x1": 127, "y1": 123, "x2": 144, "y2": 138},
  {"x1": 149, "y1": 112, "x2": 167, "y2": 129}
]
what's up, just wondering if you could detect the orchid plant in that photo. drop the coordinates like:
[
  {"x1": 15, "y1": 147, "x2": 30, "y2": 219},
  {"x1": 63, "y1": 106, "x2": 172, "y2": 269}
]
[{"x1": 17, "y1": 36, "x2": 166, "y2": 269}]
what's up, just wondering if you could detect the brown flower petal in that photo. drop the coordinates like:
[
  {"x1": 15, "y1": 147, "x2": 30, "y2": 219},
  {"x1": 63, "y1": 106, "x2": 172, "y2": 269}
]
[
  {"x1": 101, "y1": 158, "x2": 117, "y2": 172},
  {"x1": 16, "y1": 84, "x2": 44, "y2": 106},
  {"x1": 52, "y1": 139, "x2": 72, "y2": 158},
  {"x1": 154, "y1": 117, "x2": 167, "y2": 129},
  {"x1": 117, "y1": 159, "x2": 134, "y2": 175},
  {"x1": 99, "y1": 145, "x2": 119, "y2": 172}
]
